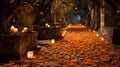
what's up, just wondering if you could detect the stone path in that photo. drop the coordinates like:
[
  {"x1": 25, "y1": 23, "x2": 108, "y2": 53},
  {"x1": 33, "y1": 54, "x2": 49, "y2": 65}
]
[{"x1": 0, "y1": 24, "x2": 120, "y2": 67}]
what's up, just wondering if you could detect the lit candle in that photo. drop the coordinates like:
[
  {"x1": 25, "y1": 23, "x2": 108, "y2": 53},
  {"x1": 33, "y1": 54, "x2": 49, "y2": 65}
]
[
  {"x1": 51, "y1": 39, "x2": 55, "y2": 44},
  {"x1": 14, "y1": 28, "x2": 18, "y2": 33},
  {"x1": 23, "y1": 27, "x2": 28, "y2": 32},
  {"x1": 45, "y1": 23, "x2": 50, "y2": 28},
  {"x1": 101, "y1": 37, "x2": 104, "y2": 41},
  {"x1": 47, "y1": 25, "x2": 50, "y2": 28},
  {"x1": 11, "y1": 25, "x2": 15, "y2": 32},
  {"x1": 21, "y1": 30, "x2": 25, "y2": 33},
  {"x1": 27, "y1": 51, "x2": 34, "y2": 59},
  {"x1": 96, "y1": 34, "x2": 99, "y2": 37},
  {"x1": 21, "y1": 27, "x2": 28, "y2": 33},
  {"x1": 62, "y1": 31, "x2": 67, "y2": 37}
]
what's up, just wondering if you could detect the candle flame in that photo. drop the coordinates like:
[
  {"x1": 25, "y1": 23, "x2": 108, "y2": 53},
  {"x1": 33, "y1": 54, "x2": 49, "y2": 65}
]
[
  {"x1": 27, "y1": 51, "x2": 34, "y2": 59},
  {"x1": 101, "y1": 37, "x2": 104, "y2": 41},
  {"x1": 51, "y1": 39, "x2": 55, "y2": 44},
  {"x1": 96, "y1": 34, "x2": 99, "y2": 37},
  {"x1": 62, "y1": 31, "x2": 67, "y2": 37}
]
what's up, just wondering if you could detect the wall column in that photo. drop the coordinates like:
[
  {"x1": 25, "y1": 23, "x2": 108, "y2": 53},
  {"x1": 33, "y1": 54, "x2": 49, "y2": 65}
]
[
  {"x1": 90, "y1": 8, "x2": 95, "y2": 29},
  {"x1": 94, "y1": 5, "x2": 100, "y2": 30}
]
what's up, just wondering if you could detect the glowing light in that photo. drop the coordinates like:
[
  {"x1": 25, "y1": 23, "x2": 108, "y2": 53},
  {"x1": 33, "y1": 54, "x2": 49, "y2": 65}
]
[
  {"x1": 75, "y1": 7, "x2": 78, "y2": 10},
  {"x1": 117, "y1": 10, "x2": 120, "y2": 13},
  {"x1": 27, "y1": 51, "x2": 34, "y2": 59},
  {"x1": 14, "y1": 28, "x2": 18, "y2": 33},
  {"x1": 11, "y1": 25, "x2": 15, "y2": 32},
  {"x1": 89, "y1": 29, "x2": 91, "y2": 32},
  {"x1": 45, "y1": 23, "x2": 50, "y2": 28},
  {"x1": 62, "y1": 31, "x2": 67, "y2": 37},
  {"x1": 22, "y1": 27, "x2": 28, "y2": 33},
  {"x1": 51, "y1": 39, "x2": 55, "y2": 44},
  {"x1": 96, "y1": 34, "x2": 99, "y2": 37},
  {"x1": 70, "y1": 2, "x2": 74, "y2": 6},
  {"x1": 101, "y1": 37, "x2": 104, "y2": 41}
]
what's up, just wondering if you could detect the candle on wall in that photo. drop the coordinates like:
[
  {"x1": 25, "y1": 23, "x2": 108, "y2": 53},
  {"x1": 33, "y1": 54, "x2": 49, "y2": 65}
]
[
  {"x1": 13, "y1": 28, "x2": 18, "y2": 33},
  {"x1": 21, "y1": 27, "x2": 28, "y2": 33},
  {"x1": 11, "y1": 25, "x2": 15, "y2": 32},
  {"x1": 27, "y1": 51, "x2": 34, "y2": 59},
  {"x1": 51, "y1": 39, "x2": 55, "y2": 44},
  {"x1": 23, "y1": 27, "x2": 28, "y2": 32},
  {"x1": 22, "y1": 27, "x2": 28, "y2": 33},
  {"x1": 45, "y1": 23, "x2": 50, "y2": 28}
]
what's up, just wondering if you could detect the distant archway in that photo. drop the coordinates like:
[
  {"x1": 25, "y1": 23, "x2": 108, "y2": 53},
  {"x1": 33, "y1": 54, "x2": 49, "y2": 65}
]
[{"x1": 71, "y1": 14, "x2": 81, "y2": 24}]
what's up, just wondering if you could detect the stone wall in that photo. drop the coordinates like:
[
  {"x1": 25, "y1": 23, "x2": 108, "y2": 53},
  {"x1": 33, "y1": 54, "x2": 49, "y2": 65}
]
[
  {"x1": 99, "y1": 27, "x2": 114, "y2": 42},
  {"x1": 12, "y1": 2, "x2": 36, "y2": 31}
]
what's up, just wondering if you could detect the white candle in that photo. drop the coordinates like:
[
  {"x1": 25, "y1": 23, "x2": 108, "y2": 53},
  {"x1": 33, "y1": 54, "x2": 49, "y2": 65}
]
[
  {"x1": 27, "y1": 51, "x2": 34, "y2": 59},
  {"x1": 51, "y1": 39, "x2": 55, "y2": 44}
]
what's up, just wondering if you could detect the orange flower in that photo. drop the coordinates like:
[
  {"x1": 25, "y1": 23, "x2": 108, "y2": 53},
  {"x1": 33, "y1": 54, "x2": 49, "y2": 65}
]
[
  {"x1": 111, "y1": 60, "x2": 118, "y2": 65},
  {"x1": 53, "y1": 63, "x2": 59, "y2": 67},
  {"x1": 44, "y1": 61, "x2": 50, "y2": 66},
  {"x1": 71, "y1": 59, "x2": 78, "y2": 63},
  {"x1": 100, "y1": 55, "x2": 110, "y2": 62}
]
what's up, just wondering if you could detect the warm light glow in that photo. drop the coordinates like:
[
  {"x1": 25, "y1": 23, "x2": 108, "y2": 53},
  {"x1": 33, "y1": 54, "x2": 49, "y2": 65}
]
[
  {"x1": 70, "y1": 2, "x2": 74, "y2": 6},
  {"x1": 14, "y1": 28, "x2": 18, "y2": 33},
  {"x1": 55, "y1": 0, "x2": 58, "y2": 3},
  {"x1": 11, "y1": 25, "x2": 15, "y2": 32},
  {"x1": 81, "y1": 25, "x2": 86, "y2": 28},
  {"x1": 101, "y1": 37, "x2": 104, "y2": 41},
  {"x1": 117, "y1": 10, "x2": 120, "y2": 13},
  {"x1": 75, "y1": 7, "x2": 78, "y2": 10},
  {"x1": 22, "y1": 27, "x2": 28, "y2": 33},
  {"x1": 51, "y1": 39, "x2": 55, "y2": 44},
  {"x1": 10, "y1": 0, "x2": 15, "y2": 4},
  {"x1": 62, "y1": 31, "x2": 67, "y2": 37},
  {"x1": 96, "y1": 34, "x2": 99, "y2": 37},
  {"x1": 89, "y1": 29, "x2": 91, "y2": 32},
  {"x1": 27, "y1": 51, "x2": 34, "y2": 59},
  {"x1": 24, "y1": 27, "x2": 28, "y2": 32},
  {"x1": 59, "y1": 19, "x2": 62, "y2": 22},
  {"x1": 45, "y1": 23, "x2": 50, "y2": 28}
]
